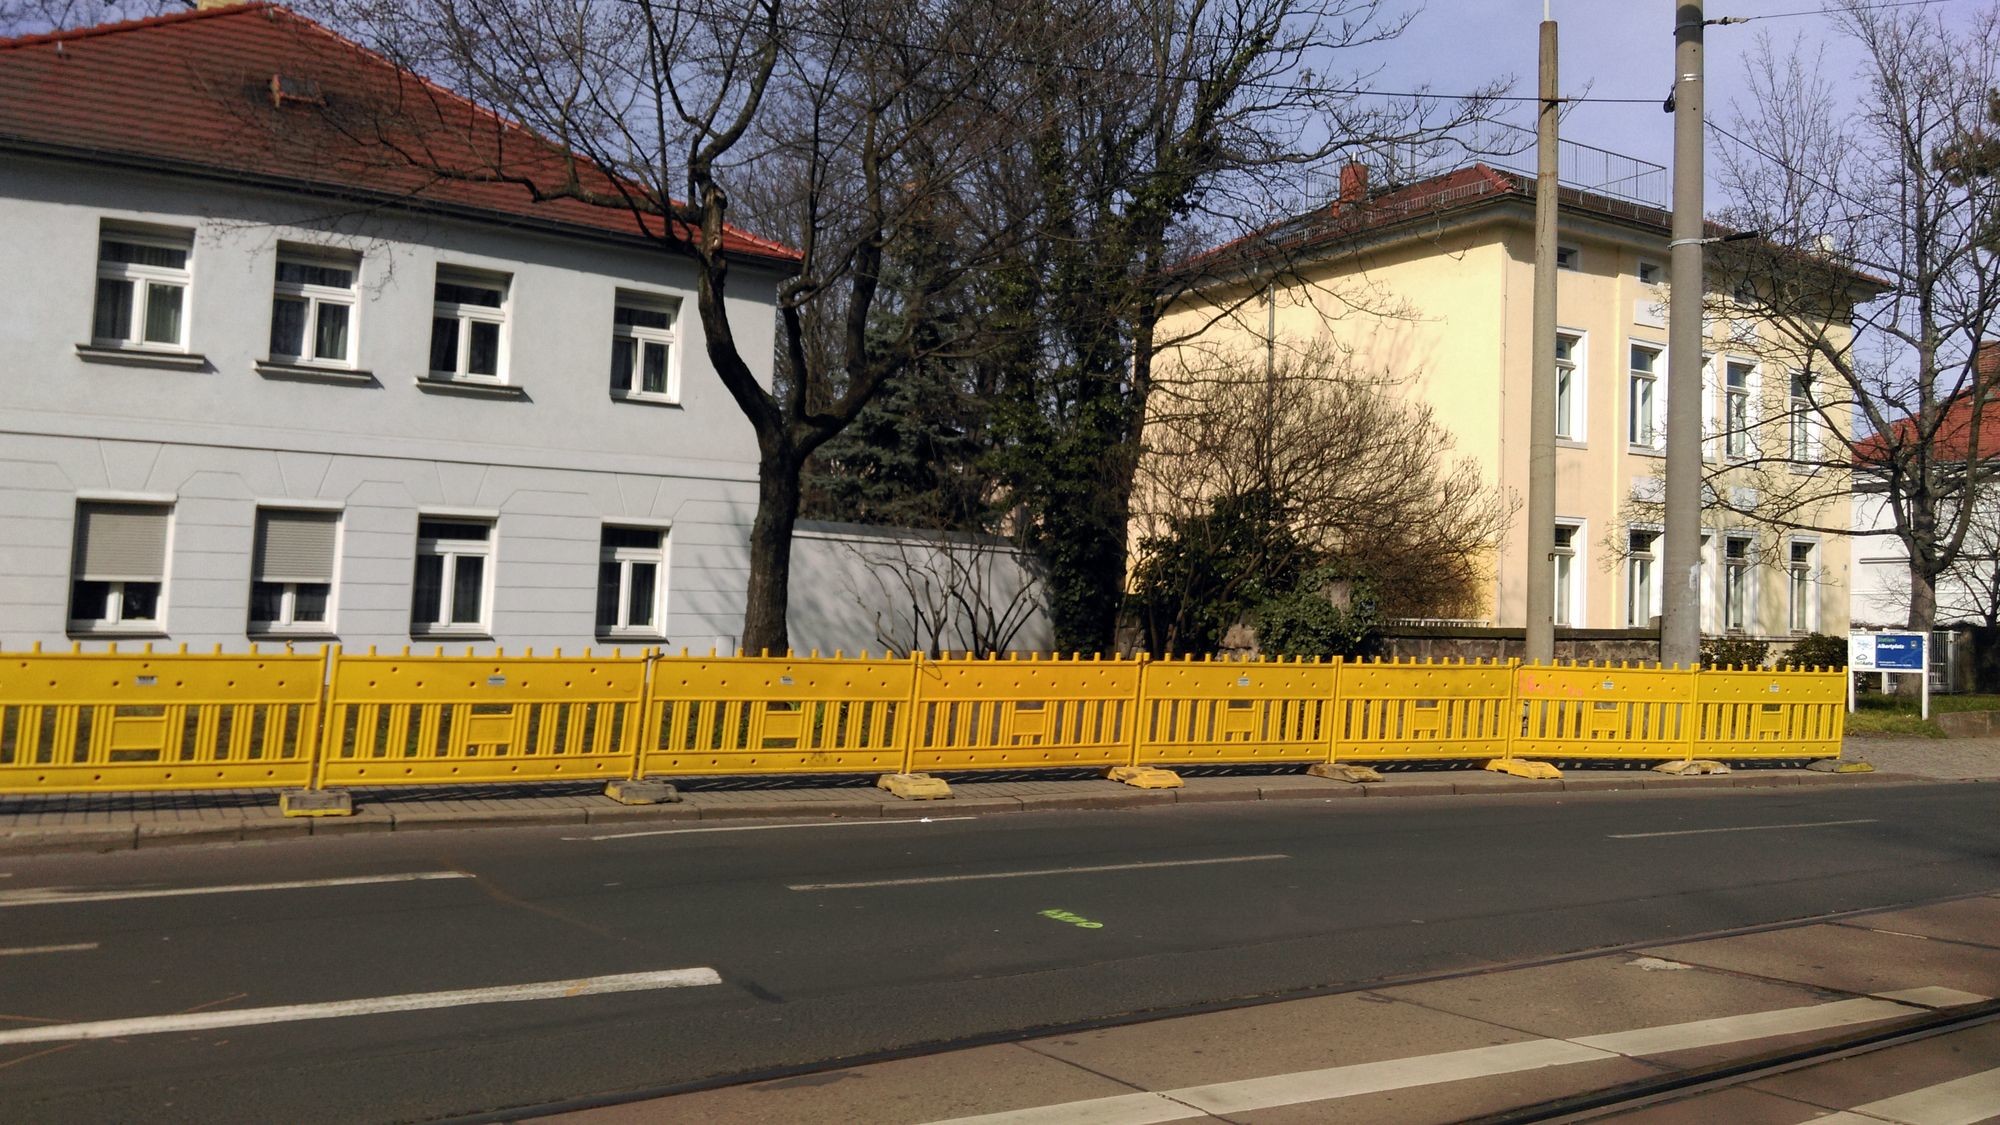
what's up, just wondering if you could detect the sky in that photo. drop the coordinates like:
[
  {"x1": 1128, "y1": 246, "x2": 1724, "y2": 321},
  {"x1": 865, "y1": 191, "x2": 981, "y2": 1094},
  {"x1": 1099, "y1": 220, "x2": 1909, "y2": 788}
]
[{"x1": 1363, "y1": 0, "x2": 1983, "y2": 198}]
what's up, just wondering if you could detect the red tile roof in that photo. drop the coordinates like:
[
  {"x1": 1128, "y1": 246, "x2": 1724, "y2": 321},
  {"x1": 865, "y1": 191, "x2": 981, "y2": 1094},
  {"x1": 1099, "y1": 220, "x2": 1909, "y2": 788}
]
[
  {"x1": 0, "y1": 3, "x2": 798, "y2": 266},
  {"x1": 1852, "y1": 345, "x2": 2000, "y2": 468}
]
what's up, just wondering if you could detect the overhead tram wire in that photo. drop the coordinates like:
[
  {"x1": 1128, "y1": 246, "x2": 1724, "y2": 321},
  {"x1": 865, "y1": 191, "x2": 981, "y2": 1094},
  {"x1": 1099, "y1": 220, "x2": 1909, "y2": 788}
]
[
  {"x1": 618, "y1": 0, "x2": 1663, "y2": 106},
  {"x1": 1714, "y1": 0, "x2": 1953, "y2": 21}
]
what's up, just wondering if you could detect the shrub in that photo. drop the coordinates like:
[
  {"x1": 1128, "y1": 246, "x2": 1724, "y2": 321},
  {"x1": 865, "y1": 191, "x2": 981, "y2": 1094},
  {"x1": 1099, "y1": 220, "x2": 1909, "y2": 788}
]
[
  {"x1": 1700, "y1": 636, "x2": 1770, "y2": 669},
  {"x1": 1775, "y1": 632, "x2": 1848, "y2": 670},
  {"x1": 1254, "y1": 571, "x2": 1381, "y2": 659}
]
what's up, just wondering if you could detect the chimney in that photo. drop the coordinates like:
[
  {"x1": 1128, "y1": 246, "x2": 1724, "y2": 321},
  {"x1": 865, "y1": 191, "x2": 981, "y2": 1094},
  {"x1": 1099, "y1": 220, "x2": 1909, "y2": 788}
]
[{"x1": 1338, "y1": 161, "x2": 1369, "y2": 209}]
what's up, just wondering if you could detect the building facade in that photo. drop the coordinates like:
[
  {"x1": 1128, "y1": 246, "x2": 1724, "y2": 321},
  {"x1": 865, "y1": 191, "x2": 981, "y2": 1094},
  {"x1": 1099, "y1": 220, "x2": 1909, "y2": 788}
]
[
  {"x1": 0, "y1": 5, "x2": 792, "y2": 654},
  {"x1": 1158, "y1": 164, "x2": 1860, "y2": 642}
]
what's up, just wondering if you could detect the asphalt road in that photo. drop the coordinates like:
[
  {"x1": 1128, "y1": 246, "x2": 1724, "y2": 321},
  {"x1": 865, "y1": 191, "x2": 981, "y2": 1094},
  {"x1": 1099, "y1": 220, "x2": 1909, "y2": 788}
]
[{"x1": 1, "y1": 782, "x2": 1997, "y2": 1123}]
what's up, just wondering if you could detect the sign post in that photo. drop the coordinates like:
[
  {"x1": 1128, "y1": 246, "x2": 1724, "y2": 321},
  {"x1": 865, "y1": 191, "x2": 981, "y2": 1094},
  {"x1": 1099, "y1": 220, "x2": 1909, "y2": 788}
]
[{"x1": 1849, "y1": 631, "x2": 1928, "y2": 719}]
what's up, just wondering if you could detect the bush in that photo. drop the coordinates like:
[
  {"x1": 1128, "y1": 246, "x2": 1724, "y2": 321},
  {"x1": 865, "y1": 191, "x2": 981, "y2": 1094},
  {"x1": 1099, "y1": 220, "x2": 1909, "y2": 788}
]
[
  {"x1": 1254, "y1": 571, "x2": 1381, "y2": 659},
  {"x1": 1775, "y1": 632, "x2": 1848, "y2": 670},
  {"x1": 1700, "y1": 636, "x2": 1770, "y2": 669}
]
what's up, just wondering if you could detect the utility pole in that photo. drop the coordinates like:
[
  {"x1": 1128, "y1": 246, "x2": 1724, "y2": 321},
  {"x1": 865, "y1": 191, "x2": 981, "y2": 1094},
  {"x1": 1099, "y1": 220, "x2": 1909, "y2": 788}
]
[
  {"x1": 1525, "y1": 14, "x2": 1559, "y2": 664},
  {"x1": 1661, "y1": 3, "x2": 1705, "y2": 667}
]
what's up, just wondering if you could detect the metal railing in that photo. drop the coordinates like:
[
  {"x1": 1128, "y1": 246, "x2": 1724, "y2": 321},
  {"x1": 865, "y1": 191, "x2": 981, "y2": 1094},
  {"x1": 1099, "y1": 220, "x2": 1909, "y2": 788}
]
[{"x1": 0, "y1": 645, "x2": 1845, "y2": 801}]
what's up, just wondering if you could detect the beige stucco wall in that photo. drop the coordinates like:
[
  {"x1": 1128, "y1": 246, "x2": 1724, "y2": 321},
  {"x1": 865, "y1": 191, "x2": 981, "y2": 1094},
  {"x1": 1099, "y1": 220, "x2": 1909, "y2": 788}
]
[{"x1": 1157, "y1": 202, "x2": 1853, "y2": 639}]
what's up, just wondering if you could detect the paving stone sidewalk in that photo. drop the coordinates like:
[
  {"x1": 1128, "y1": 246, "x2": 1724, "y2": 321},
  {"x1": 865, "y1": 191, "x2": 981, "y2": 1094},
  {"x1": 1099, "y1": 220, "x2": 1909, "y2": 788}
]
[
  {"x1": 0, "y1": 757, "x2": 1919, "y2": 856},
  {"x1": 1842, "y1": 734, "x2": 2000, "y2": 779}
]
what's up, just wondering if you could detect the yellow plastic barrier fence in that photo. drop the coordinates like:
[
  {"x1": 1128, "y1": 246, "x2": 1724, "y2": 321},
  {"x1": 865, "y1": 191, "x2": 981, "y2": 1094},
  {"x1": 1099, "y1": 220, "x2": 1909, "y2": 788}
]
[
  {"x1": 1138, "y1": 656, "x2": 1338, "y2": 765},
  {"x1": 317, "y1": 648, "x2": 648, "y2": 786},
  {"x1": 0, "y1": 644, "x2": 322, "y2": 793},
  {"x1": 0, "y1": 646, "x2": 1850, "y2": 800},
  {"x1": 1694, "y1": 665, "x2": 1846, "y2": 760},
  {"x1": 1336, "y1": 658, "x2": 1517, "y2": 761},
  {"x1": 1515, "y1": 663, "x2": 1696, "y2": 762},
  {"x1": 911, "y1": 655, "x2": 1141, "y2": 771},
  {"x1": 641, "y1": 653, "x2": 914, "y2": 776}
]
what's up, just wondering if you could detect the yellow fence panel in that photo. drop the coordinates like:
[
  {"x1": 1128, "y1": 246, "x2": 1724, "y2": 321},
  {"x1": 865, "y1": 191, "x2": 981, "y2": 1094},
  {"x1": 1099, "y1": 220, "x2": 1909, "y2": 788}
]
[
  {"x1": 1335, "y1": 659, "x2": 1514, "y2": 761},
  {"x1": 1695, "y1": 666, "x2": 1845, "y2": 759},
  {"x1": 1139, "y1": 658, "x2": 1338, "y2": 765},
  {"x1": 0, "y1": 646, "x2": 323, "y2": 793},
  {"x1": 641, "y1": 654, "x2": 914, "y2": 776},
  {"x1": 319, "y1": 649, "x2": 647, "y2": 785},
  {"x1": 912, "y1": 656, "x2": 1141, "y2": 771},
  {"x1": 1514, "y1": 663, "x2": 1694, "y2": 761}
]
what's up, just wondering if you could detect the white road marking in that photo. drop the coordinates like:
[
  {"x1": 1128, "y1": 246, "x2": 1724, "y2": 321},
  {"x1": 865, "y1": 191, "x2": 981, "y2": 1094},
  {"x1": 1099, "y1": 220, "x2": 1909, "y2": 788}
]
[
  {"x1": 0, "y1": 871, "x2": 472, "y2": 908},
  {"x1": 788, "y1": 854, "x2": 1290, "y2": 892},
  {"x1": 0, "y1": 967, "x2": 721, "y2": 1046},
  {"x1": 571, "y1": 817, "x2": 977, "y2": 842},
  {"x1": 923, "y1": 988, "x2": 1991, "y2": 1124},
  {"x1": 0, "y1": 943, "x2": 99, "y2": 957},
  {"x1": 1877, "y1": 987, "x2": 1992, "y2": 1008},
  {"x1": 1812, "y1": 1066, "x2": 2000, "y2": 1125},
  {"x1": 1609, "y1": 818, "x2": 1878, "y2": 839}
]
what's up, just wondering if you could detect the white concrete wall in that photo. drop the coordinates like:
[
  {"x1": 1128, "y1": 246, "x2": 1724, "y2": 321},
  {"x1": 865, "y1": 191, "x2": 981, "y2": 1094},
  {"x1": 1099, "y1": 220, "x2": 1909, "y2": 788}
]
[
  {"x1": 0, "y1": 156, "x2": 780, "y2": 653},
  {"x1": 1851, "y1": 481, "x2": 2000, "y2": 628},
  {"x1": 788, "y1": 522, "x2": 1054, "y2": 656}
]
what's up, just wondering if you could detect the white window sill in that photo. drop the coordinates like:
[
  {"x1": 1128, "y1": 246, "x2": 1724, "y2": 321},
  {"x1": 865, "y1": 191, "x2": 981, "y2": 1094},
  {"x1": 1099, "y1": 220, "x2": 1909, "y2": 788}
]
[
  {"x1": 66, "y1": 623, "x2": 168, "y2": 638},
  {"x1": 611, "y1": 392, "x2": 682, "y2": 409},
  {"x1": 75, "y1": 343, "x2": 207, "y2": 370},
  {"x1": 257, "y1": 360, "x2": 375, "y2": 386},
  {"x1": 1627, "y1": 445, "x2": 1665, "y2": 458},
  {"x1": 249, "y1": 627, "x2": 339, "y2": 641},
  {"x1": 1556, "y1": 438, "x2": 1588, "y2": 450},
  {"x1": 414, "y1": 376, "x2": 526, "y2": 400},
  {"x1": 411, "y1": 627, "x2": 493, "y2": 640},
  {"x1": 598, "y1": 630, "x2": 666, "y2": 643}
]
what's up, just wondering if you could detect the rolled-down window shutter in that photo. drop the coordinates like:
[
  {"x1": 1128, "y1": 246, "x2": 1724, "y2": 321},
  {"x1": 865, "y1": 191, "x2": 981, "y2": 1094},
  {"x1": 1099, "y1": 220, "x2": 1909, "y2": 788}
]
[
  {"x1": 254, "y1": 510, "x2": 337, "y2": 584},
  {"x1": 74, "y1": 502, "x2": 169, "y2": 581}
]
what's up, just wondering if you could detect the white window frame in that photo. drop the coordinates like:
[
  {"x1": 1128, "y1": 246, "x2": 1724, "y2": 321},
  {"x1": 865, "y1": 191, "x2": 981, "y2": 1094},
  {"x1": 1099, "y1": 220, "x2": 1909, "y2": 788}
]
[
  {"x1": 1723, "y1": 533, "x2": 1754, "y2": 634},
  {"x1": 1628, "y1": 341, "x2": 1664, "y2": 451},
  {"x1": 268, "y1": 251, "x2": 359, "y2": 369},
  {"x1": 429, "y1": 268, "x2": 509, "y2": 384},
  {"x1": 248, "y1": 507, "x2": 341, "y2": 636},
  {"x1": 1553, "y1": 519, "x2": 1585, "y2": 628},
  {"x1": 1788, "y1": 369, "x2": 1817, "y2": 467},
  {"x1": 1787, "y1": 537, "x2": 1819, "y2": 635},
  {"x1": 410, "y1": 517, "x2": 495, "y2": 635},
  {"x1": 1636, "y1": 259, "x2": 1664, "y2": 285},
  {"x1": 92, "y1": 226, "x2": 193, "y2": 352},
  {"x1": 610, "y1": 291, "x2": 681, "y2": 404},
  {"x1": 597, "y1": 524, "x2": 669, "y2": 637},
  {"x1": 1556, "y1": 330, "x2": 1586, "y2": 443},
  {"x1": 1626, "y1": 527, "x2": 1661, "y2": 628},
  {"x1": 1722, "y1": 357, "x2": 1756, "y2": 461},
  {"x1": 67, "y1": 500, "x2": 172, "y2": 633}
]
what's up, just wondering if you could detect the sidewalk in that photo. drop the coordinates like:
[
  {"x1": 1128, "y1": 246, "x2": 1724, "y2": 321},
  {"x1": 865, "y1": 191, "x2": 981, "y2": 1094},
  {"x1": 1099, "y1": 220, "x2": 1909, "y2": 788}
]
[{"x1": 0, "y1": 758, "x2": 1923, "y2": 856}]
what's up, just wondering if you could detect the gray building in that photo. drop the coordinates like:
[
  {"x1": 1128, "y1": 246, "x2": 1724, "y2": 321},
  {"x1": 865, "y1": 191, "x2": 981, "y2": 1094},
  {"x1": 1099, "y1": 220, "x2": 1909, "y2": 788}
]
[{"x1": 0, "y1": 4, "x2": 793, "y2": 654}]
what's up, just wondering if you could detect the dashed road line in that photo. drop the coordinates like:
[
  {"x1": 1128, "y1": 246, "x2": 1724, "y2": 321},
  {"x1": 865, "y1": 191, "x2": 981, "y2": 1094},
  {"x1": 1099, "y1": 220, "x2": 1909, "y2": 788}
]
[
  {"x1": 1813, "y1": 1065, "x2": 2000, "y2": 1124},
  {"x1": 0, "y1": 872, "x2": 472, "y2": 908},
  {"x1": 1609, "y1": 818, "x2": 1878, "y2": 839},
  {"x1": 789, "y1": 854, "x2": 1290, "y2": 891},
  {"x1": 569, "y1": 817, "x2": 977, "y2": 842},
  {"x1": 0, "y1": 943, "x2": 98, "y2": 957}
]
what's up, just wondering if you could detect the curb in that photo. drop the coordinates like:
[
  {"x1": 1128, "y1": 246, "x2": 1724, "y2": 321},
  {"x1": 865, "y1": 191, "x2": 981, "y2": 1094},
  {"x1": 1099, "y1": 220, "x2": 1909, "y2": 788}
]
[{"x1": 0, "y1": 769, "x2": 1949, "y2": 857}]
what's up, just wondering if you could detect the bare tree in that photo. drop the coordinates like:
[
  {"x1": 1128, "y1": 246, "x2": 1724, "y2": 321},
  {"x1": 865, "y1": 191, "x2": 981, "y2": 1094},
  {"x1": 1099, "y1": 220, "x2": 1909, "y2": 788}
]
[
  {"x1": 285, "y1": 0, "x2": 1016, "y2": 654},
  {"x1": 842, "y1": 530, "x2": 1047, "y2": 658},
  {"x1": 0, "y1": 0, "x2": 175, "y2": 35},
  {"x1": 1132, "y1": 341, "x2": 1514, "y2": 653},
  {"x1": 1696, "y1": 3, "x2": 2000, "y2": 631}
]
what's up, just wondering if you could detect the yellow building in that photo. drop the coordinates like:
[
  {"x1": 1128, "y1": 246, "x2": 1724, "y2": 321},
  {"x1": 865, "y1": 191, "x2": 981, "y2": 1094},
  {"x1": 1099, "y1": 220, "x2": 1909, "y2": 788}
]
[{"x1": 1157, "y1": 163, "x2": 1856, "y2": 639}]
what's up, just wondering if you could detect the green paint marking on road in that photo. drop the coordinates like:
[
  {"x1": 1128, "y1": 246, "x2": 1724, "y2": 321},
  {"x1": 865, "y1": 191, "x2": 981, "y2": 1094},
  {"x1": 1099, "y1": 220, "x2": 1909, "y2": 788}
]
[{"x1": 1039, "y1": 908, "x2": 1104, "y2": 929}]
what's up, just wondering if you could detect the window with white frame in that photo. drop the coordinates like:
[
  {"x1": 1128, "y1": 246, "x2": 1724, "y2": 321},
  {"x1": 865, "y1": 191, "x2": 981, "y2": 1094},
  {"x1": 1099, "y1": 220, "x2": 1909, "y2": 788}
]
[
  {"x1": 1553, "y1": 521, "x2": 1582, "y2": 627},
  {"x1": 1629, "y1": 343, "x2": 1661, "y2": 448},
  {"x1": 596, "y1": 526, "x2": 666, "y2": 635},
  {"x1": 1723, "y1": 534, "x2": 1752, "y2": 633},
  {"x1": 269, "y1": 253, "x2": 357, "y2": 367},
  {"x1": 1636, "y1": 259, "x2": 1663, "y2": 285},
  {"x1": 1789, "y1": 370, "x2": 1815, "y2": 464},
  {"x1": 411, "y1": 518, "x2": 493, "y2": 632},
  {"x1": 1788, "y1": 540, "x2": 1817, "y2": 634},
  {"x1": 69, "y1": 501, "x2": 169, "y2": 629},
  {"x1": 1556, "y1": 332, "x2": 1583, "y2": 441},
  {"x1": 428, "y1": 269, "x2": 508, "y2": 382},
  {"x1": 1724, "y1": 360, "x2": 1754, "y2": 459},
  {"x1": 92, "y1": 226, "x2": 192, "y2": 350},
  {"x1": 1556, "y1": 245, "x2": 1579, "y2": 271},
  {"x1": 610, "y1": 293, "x2": 679, "y2": 401},
  {"x1": 249, "y1": 509, "x2": 337, "y2": 632},
  {"x1": 1627, "y1": 529, "x2": 1659, "y2": 628}
]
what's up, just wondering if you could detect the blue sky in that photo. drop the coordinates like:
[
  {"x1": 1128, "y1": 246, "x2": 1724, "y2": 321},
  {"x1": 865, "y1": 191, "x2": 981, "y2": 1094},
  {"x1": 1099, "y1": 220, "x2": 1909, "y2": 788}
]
[{"x1": 1371, "y1": 0, "x2": 1979, "y2": 187}]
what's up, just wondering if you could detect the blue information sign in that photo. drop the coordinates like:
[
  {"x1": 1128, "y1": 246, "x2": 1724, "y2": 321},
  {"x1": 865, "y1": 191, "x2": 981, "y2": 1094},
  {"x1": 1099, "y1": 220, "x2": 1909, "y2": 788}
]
[{"x1": 1872, "y1": 633, "x2": 1926, "y2": 672}]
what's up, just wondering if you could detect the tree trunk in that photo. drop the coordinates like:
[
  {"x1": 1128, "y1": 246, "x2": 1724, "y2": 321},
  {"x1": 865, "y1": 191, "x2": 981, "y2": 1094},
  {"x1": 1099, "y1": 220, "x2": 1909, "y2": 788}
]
[
  {"x1": 1906, "y1": 557, "x2": 1938, "y2": 633},
  {"x1": 742, "y1": 445, "x2": 803, "y2": 655}
]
